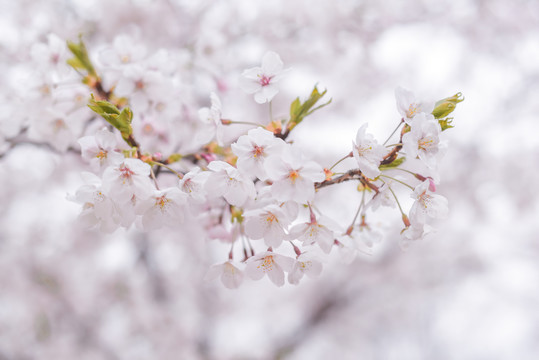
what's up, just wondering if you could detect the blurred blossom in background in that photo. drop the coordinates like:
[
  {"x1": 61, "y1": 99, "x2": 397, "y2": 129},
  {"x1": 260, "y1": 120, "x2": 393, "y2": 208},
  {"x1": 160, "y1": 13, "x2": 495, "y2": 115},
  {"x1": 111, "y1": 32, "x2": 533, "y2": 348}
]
[{"x1": 1, "y1": 0, "x2": 539, "y2": 359}]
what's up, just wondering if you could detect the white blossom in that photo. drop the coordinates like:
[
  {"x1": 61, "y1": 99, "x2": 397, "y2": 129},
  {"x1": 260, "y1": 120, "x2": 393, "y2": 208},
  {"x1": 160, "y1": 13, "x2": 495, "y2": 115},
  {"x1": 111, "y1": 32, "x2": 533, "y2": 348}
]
[
  {"x1": 352, "y1": 123, "x2": 386, "y2": 179},
  {"x1": 243, "y1": 204, "x2": 291, "y2": 248},
  {"x1": 288, "y1": 216, "x2": 336, "y2": 254},
  {"x1": 102, "y1": 158, "x2": 154, "y2": 204},
  {"x1": 135, "y1": 187, "x2": 188, "y2": 230},
  {"x1": 395, "y1": 86, "x2": 435, "y2": 123},
  {"x1": 403, "y1": 113, "x2": 443, "y2": 169},
  {"x1": 231, "y1": 127, "x2": 285, "y2": 180},
  {"x1": 239, "y1": 51, "x2": 289, "y2": 104},
  {"x1": 205, "y1": 161, "x2": 256, "y2": 206},
  {"x1": 264, "y1": 146, "x2": 325, "y2": 204},
  {"x1": 409, "y1": 180, "x2": 449, "y2": 225},
  {"x1": 78, "y1": 128, "x2": 124, "y2": 171},
  {"x1": 244, "y1": 251, "x2": 295, "y2": 287},
  {"x1": 205, "y1": 261, "x2": 244, "y2": 289},
  {"x1": 197, "y1": 92, "x2": 225, "y2": 146},
  {"x1": 288, "y1": 253, "x2": 323, "y2": 285}
]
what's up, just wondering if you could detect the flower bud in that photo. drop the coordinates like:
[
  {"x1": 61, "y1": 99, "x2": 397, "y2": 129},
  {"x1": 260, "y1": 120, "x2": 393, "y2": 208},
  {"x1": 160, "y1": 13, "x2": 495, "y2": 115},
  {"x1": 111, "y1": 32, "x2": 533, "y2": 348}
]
[
  {"x1": 402, "y1": 214, "x2": 411, "y2": 227},
  {"x1": 432, "y1": 92, "x2": 464, "y2": 119}
]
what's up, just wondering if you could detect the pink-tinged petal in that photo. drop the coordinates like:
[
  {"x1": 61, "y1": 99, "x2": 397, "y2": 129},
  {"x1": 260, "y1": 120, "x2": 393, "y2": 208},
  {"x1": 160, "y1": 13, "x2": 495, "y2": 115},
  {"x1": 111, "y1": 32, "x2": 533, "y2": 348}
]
[
  {"x1": 303, "y1": 260, "x2": 323, "y2": 278},
  {"x1": 274, "y1": 254, "x2": 295, "y2": 272},
  {"x1": 204, "y1": 263, "x2": 225, "y2": 280},
  {"x1": 261, "y1": 51, "x2": 284, "y2": 75},
  {"x1": 221, "y1": 262, "x2": 243, "y2": 289},
  {"x1": 114, "y1": 78, "x2": 135, "y2": 97},
  {"x1": 254, "y1": 90, "x2": 269, "y2": 104},
  {"x1": 244, "y1": 261, "x2": 265, "y2": 280},
  {"x1": 270, "y1": 179, "x2": 296, "y2": 202},
  {"x1": 266, "y1": 265, "x2": 285, "y2": 286},
  {"x1": 244, "y1": 215, "x2": 266, "y2": 240},
  {"x1": 300, "y1": 161, "x2": 325, "y2": 182},
  {"x1": 96, "y1": 128, "x2": 117, "y2": 149},
  {"x1": 264, "y1": 225, "x2": 286, "y2": 248},
  {"x1": 258, "y1": 85, "x2": 279, "y2": 103},
  {"x1": 264, "y1": 155, "x2": 290, "y2": 179},
  {"x1": 223, "y1": 186, "x2": 249, "y2": 206}
]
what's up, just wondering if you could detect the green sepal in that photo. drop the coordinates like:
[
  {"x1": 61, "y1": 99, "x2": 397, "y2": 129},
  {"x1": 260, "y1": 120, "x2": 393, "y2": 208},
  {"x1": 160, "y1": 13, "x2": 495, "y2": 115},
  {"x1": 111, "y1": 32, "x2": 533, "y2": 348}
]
[
  {"x1": 379, "y1": 156, "x2": 406, "y2": 170},
  {"x1": 88, "y1": 95, "x2": 133, "y2": 140},
  {"x1": 66, "y1": 37, "x2": 97, "y2": 77},
  {"x1": 438, "y1": 117, "x2": 454, "y2": 131},
  {"x1": 230, "y1": 206, "x2": 243, "y2": 224},
  {"x1": 432, "y1": 92, "x2": 464, "y2": 119},
  {"x1": 167, "y1": 153, "x2": 183, "y2": 163},
  {"x1": 286, "y1": 85, "x2": 332, "y2": 132}
]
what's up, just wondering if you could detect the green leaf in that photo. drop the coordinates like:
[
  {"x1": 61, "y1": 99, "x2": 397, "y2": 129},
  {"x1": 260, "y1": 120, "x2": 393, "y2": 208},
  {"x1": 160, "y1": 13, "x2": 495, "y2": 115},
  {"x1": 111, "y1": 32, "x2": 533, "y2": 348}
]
[
  {"x1": 432, "y1": 92, "x2": 464, "y2": 119},
  {"x1": 438, "y1": 117, "x2": 454, "y2": 131},
  {"x1": 287, "y1": 85, "x2": 332, "y2": 132},
  {"x1": 66, "y1": 36, "x2": 97, "y2": 77},
  {"x1": 88, "y1": 95, "x2": 133, "y2": 139},
  {"x1": 379, "y1": 156, "x2": 406, "y2": 170}
]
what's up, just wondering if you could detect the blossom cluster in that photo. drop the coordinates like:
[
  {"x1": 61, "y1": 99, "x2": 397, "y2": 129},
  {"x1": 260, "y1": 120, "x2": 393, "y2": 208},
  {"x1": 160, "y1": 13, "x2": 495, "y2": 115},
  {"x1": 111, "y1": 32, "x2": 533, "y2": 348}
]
[{"x1": 8, "y1": 34, "x2": 462, "y2": 288}]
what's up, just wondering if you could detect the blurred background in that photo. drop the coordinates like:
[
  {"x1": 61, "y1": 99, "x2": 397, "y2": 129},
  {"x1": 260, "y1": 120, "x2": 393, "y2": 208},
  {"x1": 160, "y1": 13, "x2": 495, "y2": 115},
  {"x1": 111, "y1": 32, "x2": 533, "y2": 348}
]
[{"x1": 1, "y1": 0, "x2": 539, "y2": 359}]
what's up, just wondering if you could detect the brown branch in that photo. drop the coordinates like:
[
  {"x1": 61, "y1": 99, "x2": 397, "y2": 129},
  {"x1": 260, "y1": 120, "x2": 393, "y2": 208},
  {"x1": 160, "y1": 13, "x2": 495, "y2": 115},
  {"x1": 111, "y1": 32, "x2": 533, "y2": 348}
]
[
  {"x1": 315, "y1": 169, "x2": 362, "y2": 189},
  {"x1": 380, "y1": 125, "x2": 407, "y2": 166}
]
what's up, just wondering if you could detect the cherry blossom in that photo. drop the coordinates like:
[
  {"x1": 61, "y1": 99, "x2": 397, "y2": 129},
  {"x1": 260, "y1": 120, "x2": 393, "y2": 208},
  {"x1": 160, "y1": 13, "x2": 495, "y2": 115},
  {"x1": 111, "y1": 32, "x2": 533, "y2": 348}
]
[
  {"x1": 99, "y1": 34, "x2": 147, "y2": 69},
  {"x1": 244, "y1": 251, "x2": 295, "y2": 287},
  {"x1": 101, "y1": 158, "x2": 154, "y2": 204},
  {"x1": 409, "y1": 180, "x2": 449, "y2": 225},
  {"x1": 78, "y1": 128, "x2": 124, "y2": 171},
  {"x1": 288, "y1": 253, "x2": 323, "y2": 285},
  {"x1": 30, "y1": 33, "x2": 71, "y2": 76},
  {"x1": 239, "y1": 51, "x2": 289, "y2": 104},
  {"x1": 231, "y1": 127, "x2": 285, "y2": 180},
  {"x1": 70, "y1": 172, "x2": 120, "y2": 233},
  {"x1": 288, "y1": 216, "x2": 336, "y2": 254},
  {"x1": 179, "y1": 167, "x2": 210, "y2": 206},
  {"x1": 367, "y1": 183, "x2": 395, "y2": 211},
  {"x1": 352, "y1": 123, "x2": 386, "y2": 179},
  {"x1": 204, "y1": 161, "x2": 256, "y2": 206},
  {"x1": 264, "y1": 146, "x2": 325, "y2": 204},
  {"x1": 197, "y1": 92, "x2": 225, "y2": 146},
  {"x1": 395, "y1": 86, "x2": 434, "y2": 123},
  {"x1": 243, "y1": 204, "x2": 291, "y2": 248},
  {"x1": 204, "y1": 261, "x2": 244, "y2": 289},
  {"x1": 135, "y1": 187, "x2": 188, "y2": 230},
  {"x1": 402, "y1": 113, "x2": 443, "y2": 168}
]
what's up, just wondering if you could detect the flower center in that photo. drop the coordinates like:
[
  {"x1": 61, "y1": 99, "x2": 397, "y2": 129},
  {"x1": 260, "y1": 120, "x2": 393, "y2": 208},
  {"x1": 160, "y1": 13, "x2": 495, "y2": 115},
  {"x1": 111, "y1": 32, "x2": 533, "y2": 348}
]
[
  {"x1": 155, "y1": 195, "x2": 171, "y2": 211},
  {"x1": 53, "y1": 118, "x2": 66, "y2": 132},
  {"x1": 252, "y1": 145, "x2": 264, "y2": 158},
  {"x1": 407, "y1": 103, "x2": 420, "y2": 118},
  {"x1": 119, "y1": 165, "x2": 134, "y2": 181},
  {"x1": 266, "y1": 212, "x2": 277, "y2": 224},
  {"x1": 419, "y1": 191, "x2": 432, "y2": 208},
  {"x1": 288, "y1": 170, "x2": 300, "y2": 183},
  {"x1": 135, "y1": 80, "x2": 145, "y2": 90},
  {"x1": 259, "y1": 75, "x2": 271, "y2": 86},
  {"x1": 96, "y1": 150, "x2": 108, "y2": 160},
  {"x1": 418, "y1": 136, "x2": 436, "y2": 151},
  {"x1": 258, "y1": 255, "x2": 275, "y2": 271}
]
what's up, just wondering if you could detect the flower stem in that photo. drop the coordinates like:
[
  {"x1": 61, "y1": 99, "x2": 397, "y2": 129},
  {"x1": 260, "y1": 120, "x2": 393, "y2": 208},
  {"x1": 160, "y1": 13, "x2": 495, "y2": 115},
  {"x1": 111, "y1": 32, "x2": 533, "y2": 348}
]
[
  {"x1": 151, "y1": 161, "x2": 183, "y2": 179},
  {"x1": 225, "y1": 120, "x2": 263, "y2": 127},
  {"x1": 387, "y1": 185, "x2": 406, "y2": 217},
  {"x1": 150, "y1": 166, "x2": 160, "y2": 190},
  {"x1": 329, "y1": 151, "x2": 353, "y2": 171},
  {"x1": 383, "y1": 118, "x2": 404, "y2": 146},
  {"x1": 347, "y1": 190, "x2": 366, "y2": 233},
  {"x1": 379, "y1": 174, "x2": 414, "y2": 190}
]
